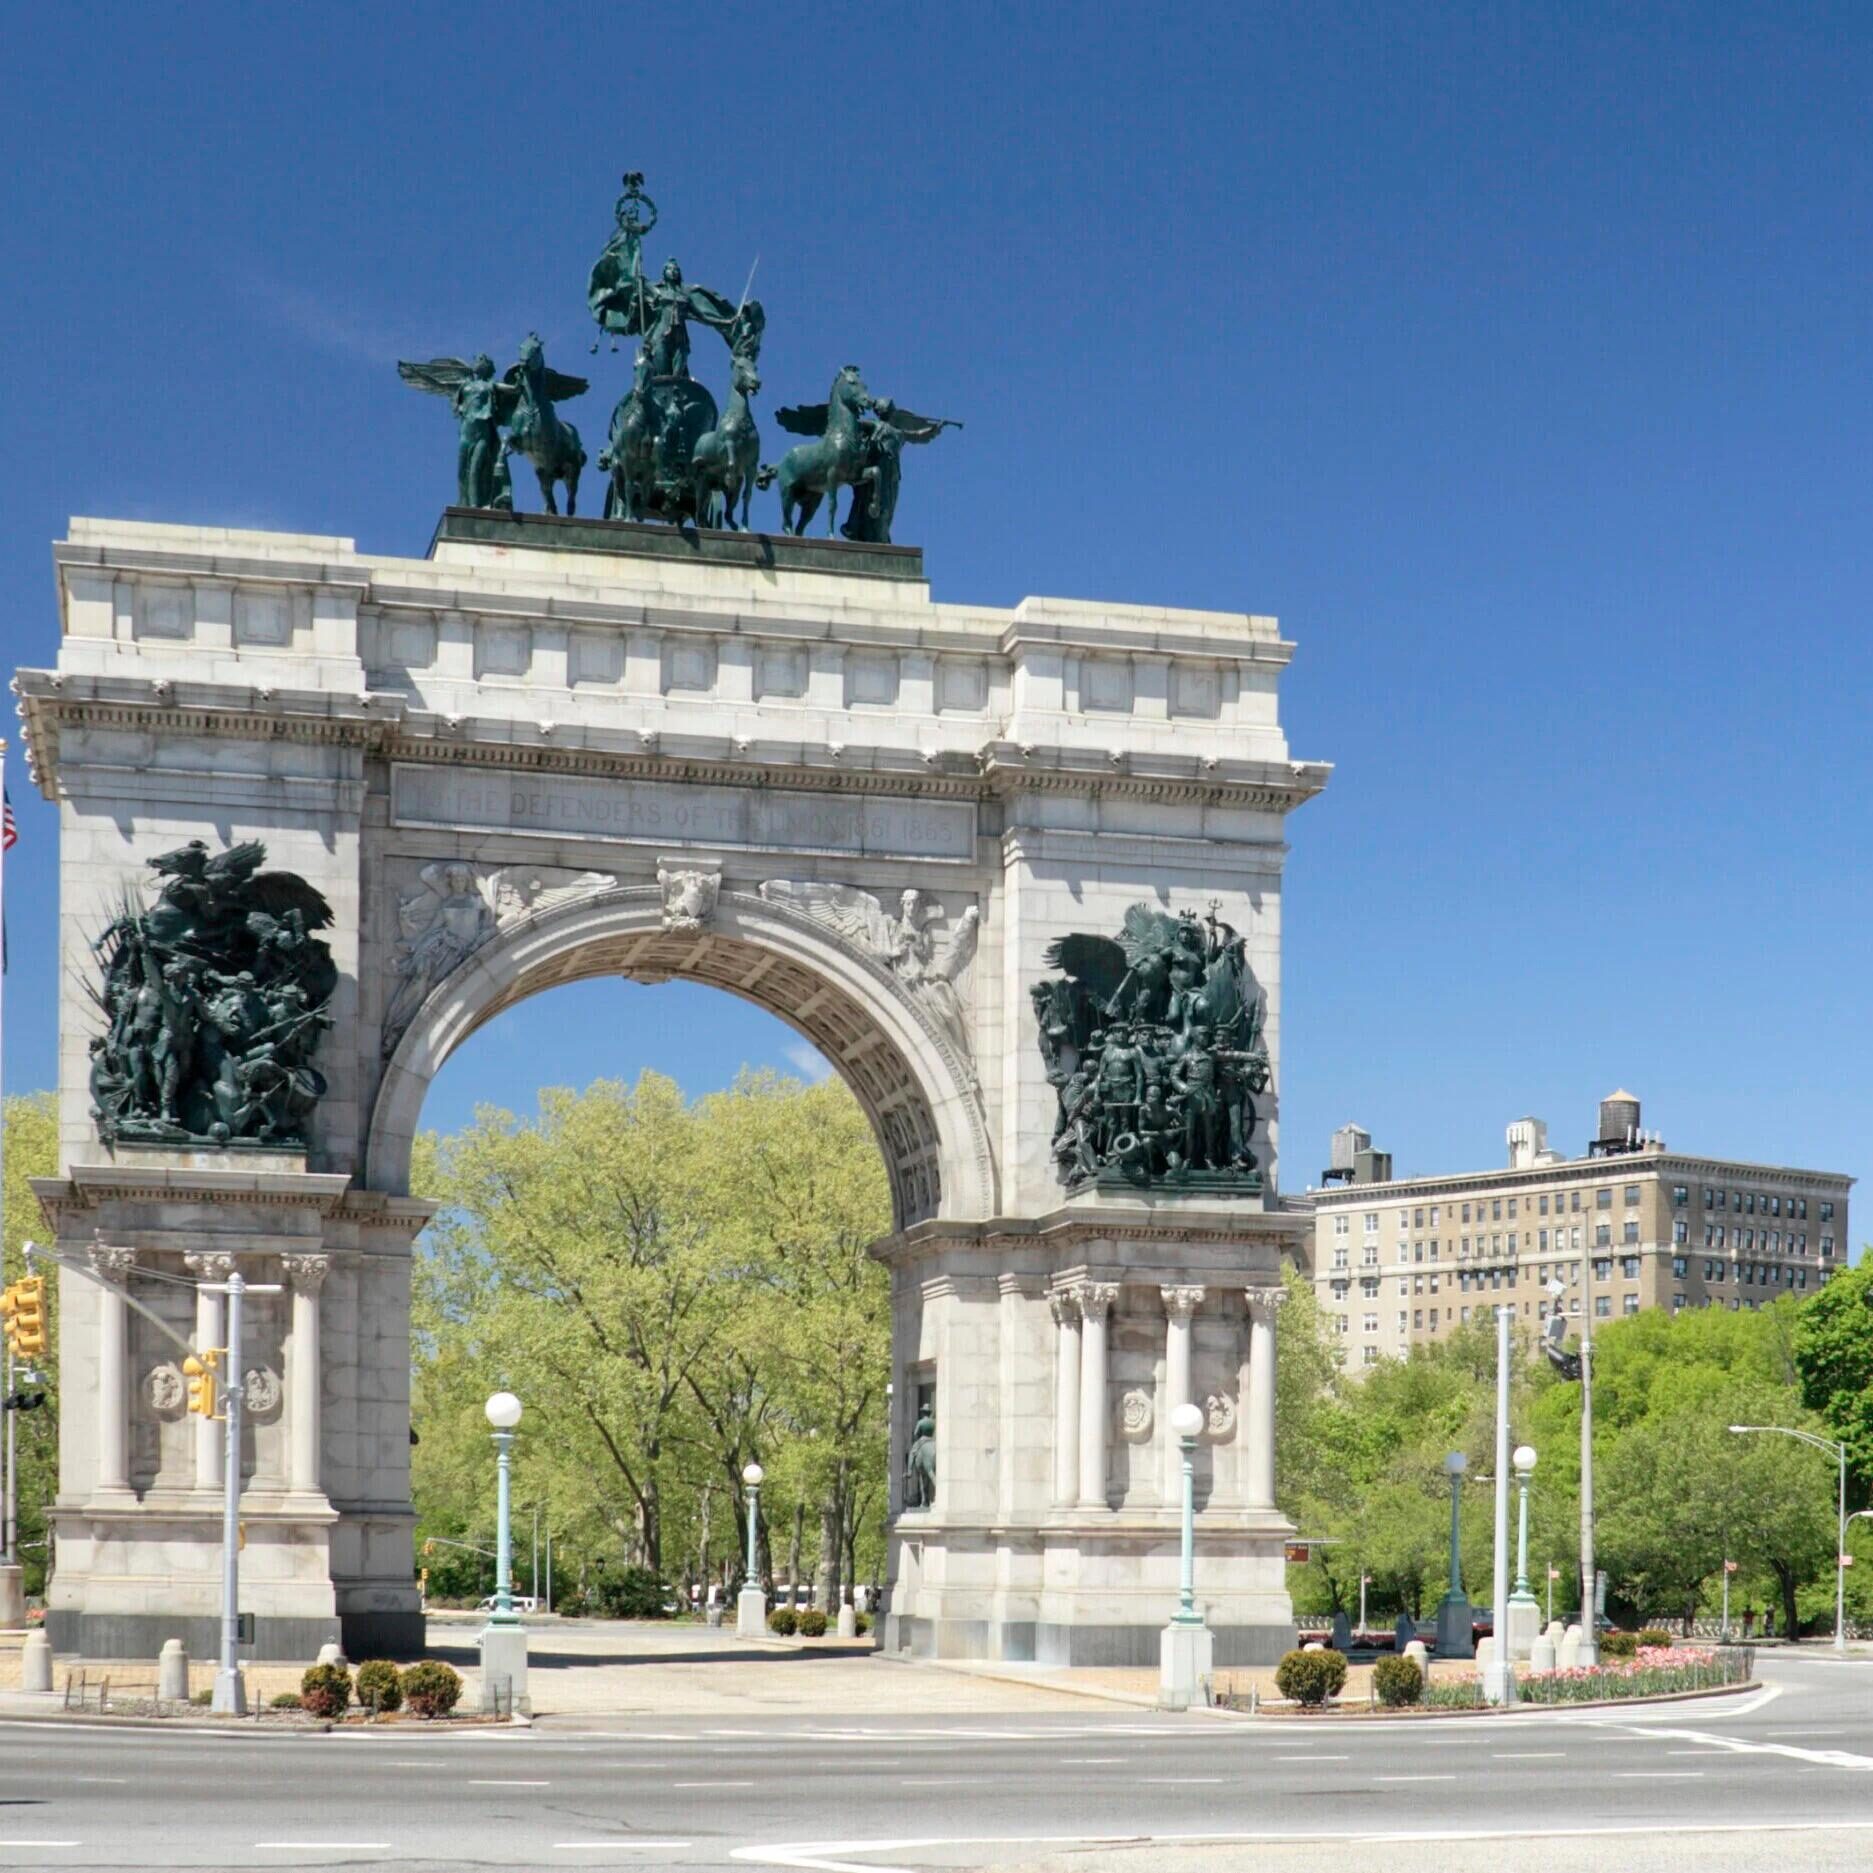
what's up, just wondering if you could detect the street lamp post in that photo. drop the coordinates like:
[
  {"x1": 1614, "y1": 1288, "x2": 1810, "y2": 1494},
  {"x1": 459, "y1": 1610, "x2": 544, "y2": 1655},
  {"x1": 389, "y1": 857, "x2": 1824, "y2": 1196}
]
[
  {"x1": 737, "y1": 1462, "x2": 767, "y2": 1639},
  {"x1": 1483, "y1": 1306, "x2": 1515, "y2": 1705},
  {"x1": 1158, "y1": 1401, "x2": 1211, "y2": 1709},
  {"x1": 1729, "y1": 1424, "x2": 1849, "y2": 1653},
  {"x1": 478, "y1": 1391, "x2": 529, "y2": 1715},
  {"x1": 1434, "y1": 1449, "x2": 1475, "y2": 1660},
  {"x1": 1505, "y1": 1444, "x2": 1541, "y2": 1662}
]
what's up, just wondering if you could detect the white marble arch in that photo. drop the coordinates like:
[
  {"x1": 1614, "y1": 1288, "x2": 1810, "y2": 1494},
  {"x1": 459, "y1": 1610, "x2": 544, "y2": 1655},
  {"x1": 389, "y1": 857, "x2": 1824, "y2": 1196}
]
[{"x1": 365, "y1": 884, "x2": 998, "y2": 1230}]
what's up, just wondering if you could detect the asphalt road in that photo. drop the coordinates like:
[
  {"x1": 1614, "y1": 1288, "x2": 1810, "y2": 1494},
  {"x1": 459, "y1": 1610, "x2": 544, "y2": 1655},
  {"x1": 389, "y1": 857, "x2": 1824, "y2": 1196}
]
[{"x1": 0, "y1": 1652, "x2": 1868, "y2": 1871}]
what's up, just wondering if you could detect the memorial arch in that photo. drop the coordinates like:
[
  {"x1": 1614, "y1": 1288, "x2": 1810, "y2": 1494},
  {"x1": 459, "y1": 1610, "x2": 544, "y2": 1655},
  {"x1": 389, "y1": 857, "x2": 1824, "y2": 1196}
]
[{"x1": 21, "y1": 510, "x2": 1328, "y2": 1663}]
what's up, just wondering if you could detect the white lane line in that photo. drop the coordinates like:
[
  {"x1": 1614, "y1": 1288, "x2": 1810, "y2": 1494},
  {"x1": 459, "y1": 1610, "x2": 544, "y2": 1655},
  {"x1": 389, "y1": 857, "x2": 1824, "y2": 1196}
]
[
  {"x1": 0, "y1": 1847, "x2": 81, "y2": 1852},
  {"x1": 1141, "y1": 1777, "x2": 1222, "y2": 1785},
  {"x1": 1274, "y1": 1753, "x2": 1349, "y2": 1761},
  {"x1": 1764, "y1": 1728, "x2": 1846, "y2": 1737},
  {"x1": 1601, "y1": 1723, "x2": 1873, "y2": 1772},
  {"x1": 255, "y1": 1847, "x2": 394, "y2": 1853},
  {"x1": 555, "y1": 1845, "x2": 693, "y2": 1853},
  {"x1": 672, "y1": 1779, "x2": 752, "y2": 1788},
  {"x1": 1374, "y1": 1774, "x2": 1456, "y2": 1782},
  {"x1": 72, "y1": 1776, "x2": 129, "y2": 1783},
  {"x1": 1059, "y1": 1757, "x2": 1126, "y2": 1765},
  {"x1": 1492, "y1": 1752, "x2": 1565, "y2": 1760},
  {"x1": 899, "y1": 1779, "x2": 969, "y2": 1787},
  {"x1": 1666, "y1": 1749, "x2": 1736, "y2": 1756},
  {"x1": 729, "y1": 1820, "x2": 1873, "y2": 1873},
  {"x1": 470, "y1": 1778, "x2": 551, "y2": 1786},
  {"x1": 1617, "y1": 1771, "x2": 1705, "y2": 1779}
]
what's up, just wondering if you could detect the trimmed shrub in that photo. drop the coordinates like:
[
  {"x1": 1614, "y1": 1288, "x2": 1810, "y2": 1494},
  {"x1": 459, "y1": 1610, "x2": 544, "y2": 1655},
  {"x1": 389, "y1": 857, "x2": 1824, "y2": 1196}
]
[
  {"x1": 797, "y1": 1609, "x2": 829, "y2": 1638},
  {"x1": 1372, "y1": 1654, "x2": 1424, "y2": 1708},
  {"x1": 300, "y1": 1662, "x2": 352, "y2": 1719},
  {"x1": 1635, "y1": 1628, "x2": 1673, "y2": 1650},
  {"x1": 592, "y1": 1565, "x2": 669, "y2": 1620},
  {"x1": 1599, "y1": 1630, "x2": 1638, "y2": 1659},
  {"x1": 400, "y1": 1659, "x2": 464, "y2": 1719},
  {"x1": 1274, "y1": 1647, "x2": 1347, "y2": 1706},
  {"x1": 270, "y1": 1690, "x2": 304, "y2": 1709},
  {"x1": 768, "y1": 1608, "x2": 799, "y2": 1636},
  {"x1": 356, "y1": 1659, "x2": 403, "y2": 1713},
  {"x1": 190, "y1": 1688, "x2": 213, "y2": 1707},
  {"x1": 853, "y1": 1613, "x2": 871, "y2": 1636}
]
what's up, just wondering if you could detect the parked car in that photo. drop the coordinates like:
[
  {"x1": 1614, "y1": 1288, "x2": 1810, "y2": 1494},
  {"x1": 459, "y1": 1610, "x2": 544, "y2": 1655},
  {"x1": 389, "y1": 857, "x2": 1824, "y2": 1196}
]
[{"x1": 476, "y1": 1594, "x2": 540, "y2": 1613}]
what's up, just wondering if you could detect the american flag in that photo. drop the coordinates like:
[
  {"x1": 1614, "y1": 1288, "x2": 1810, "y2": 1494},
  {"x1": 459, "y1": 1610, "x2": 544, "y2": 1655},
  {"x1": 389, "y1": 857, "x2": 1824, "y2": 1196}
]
[{"x1": 1, "y1": 786, "x2": 14, "y2": 852}]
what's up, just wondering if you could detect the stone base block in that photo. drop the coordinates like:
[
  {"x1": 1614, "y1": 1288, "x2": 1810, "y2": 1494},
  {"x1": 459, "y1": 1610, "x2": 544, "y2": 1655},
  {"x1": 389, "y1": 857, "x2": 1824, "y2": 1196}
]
[
  {"x1": 884, "y1": 1612, "x2": 1294, "y2": 1667},
  {"x1": 736, "y1": 1585, "x2": 768, "y2": 1639},
  {"x1": 47, "y1": 1608, "x2": 340, "y2": 1662},
  {"x1": 1505, "y1": 1594, "x2": 1542, "y2": 1662},
  {"x1": 1159, "y1": 1620, "x2": 1214, "y2": 1710},
  {"x1": 0, "y1": 1566, "x2": 25, "y2": 1627},
  {"x1": 477, "y1": 1622, "x2": 529, "y2": 1715}
]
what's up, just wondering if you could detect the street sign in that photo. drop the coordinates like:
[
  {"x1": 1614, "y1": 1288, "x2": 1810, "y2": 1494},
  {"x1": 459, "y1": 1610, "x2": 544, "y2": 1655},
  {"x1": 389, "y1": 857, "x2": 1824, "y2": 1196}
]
[
  {"x1": 1724, "y1": 1559, "x2": 1739, "y2": 1574},
  {"x1": 1841, "y1": 1554, "x2": 1856, "y2": 1568},
  {"x1": 235, "y1": 1611, "x2": 255, "y2": 1645},
  {"x1": 1547, "y1": 1566, "x2": 1560, "y2": 1579},
  {"x1": 1284, "y1": 1542, "x2": 1310, "y2": 1565}
]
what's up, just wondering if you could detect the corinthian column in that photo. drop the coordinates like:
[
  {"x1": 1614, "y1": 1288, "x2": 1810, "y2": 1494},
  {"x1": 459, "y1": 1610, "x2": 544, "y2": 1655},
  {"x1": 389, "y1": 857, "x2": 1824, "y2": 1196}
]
[
  {"x1": 1049, "y1": 1289, "x2": 1082, "y2": 1508},
  {"x1": 283, "y1": 1255, "x2": 331, "y2": 1497},
  {"x1": 88, "y1": 1240, "x2": 138, "y2": 1498},
  {"x1": 1161, "y1": 1286, "x2": 1205, "y2": 1501},
  {"x1": 1245, "y1": 1285, "x2": 1285, "y2": 1509},
  {"x1": 1076, "y1": 1283, "x2": 1119, "y2": 1510},
  {"x1": 183, "y1": 1253, "x2": 234, "y2": 1492}
]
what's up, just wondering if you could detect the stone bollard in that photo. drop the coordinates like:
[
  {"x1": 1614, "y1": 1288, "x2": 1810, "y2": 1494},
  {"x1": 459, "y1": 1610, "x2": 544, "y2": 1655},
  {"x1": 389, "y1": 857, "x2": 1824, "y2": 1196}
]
[
  {"x1": 315, "y1": 1641, "x2": 349, "y2": 1670},
  {"x1": 837, "y1": 1603, "x2": 857, "y2": 1640},
  {"x1": 157, "y1": 1638, "x2": 189, "y2": 1703},
  {"x1": 1475, "y1": 1635, "x2": 1496, "y2": 1675},
  {"x1": 1404, "y1": 1639, "x2": 1429, "y2": 1672},
  {"x1": 1530, "y1": 1634, "x2": 1556, "y2": 1674},
  {"x1": 1544, "y1": 1619, "x2": 1564, "y2": 1647},
  {"x1": 1558, "y1": 1623, "x2": 1582, "y2": 1670},
  {"x1": 1303, "y1": 1640, "x2": 1325, "y2": 1652},
  {"x1": 20, "y1": 1629, "x2": 52, "y2": 1694}
]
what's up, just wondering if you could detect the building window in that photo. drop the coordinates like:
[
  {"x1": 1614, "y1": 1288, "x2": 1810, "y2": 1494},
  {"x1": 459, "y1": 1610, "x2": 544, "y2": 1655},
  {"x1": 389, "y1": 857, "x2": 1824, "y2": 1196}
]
[
  {"x1": 1595, "y1": 1225, "x2": 1612, "y2": 1248},
  {"x1": 1821, "y1": 1236, "x2": 1836, "y2": 1259},
  {"x1": 1621, "y1": 1255, "x2": 1641, "y2": 1279},
  {"x1": 1333, "y1": 1215, "x2": 1349, "y2": 1238},
  {"x1": 1413, "y1": 1309, "x2": 1423, "y2": 1329},
  {"x1": 1363, "y1": 1313, "x2": 1379, "y2": 1334},
  {"x1": 1508, "y1": 1232, "x2": 1518, "y2": 1253},
  {"x1": 1398, "y1": 1311, "x2": 1409, "y2": 1332},
  {"x1": 1430, "y1": 1240, "x2": 1440, "y2": 1259},
  {"x1": 1595, "y1": 1295, "x2": 1611, "y2": 1318},
  {"x1": 1820, "y1": 1200, "x2": 1835, "y2": 1222},
  {"x1": 1673, "y1": 1185, "x2": 1689, "y2": 1207},
  {"x1": 1623, "y1": 1221, "x2": 1640, "y2": 1245},
  {"x1": 1672, "y1": 1255, "x2": 1687, "y2": 1278},
  {"x1": 1596, "y1": 1189, "x2": 1613, "y2": 1210},
  {"x1": 1332, "y1": 1246, "x2": 1349, "y2": 1270},
  {"x1": 1624, "y1": 1185, "x2": 1640, "y2": 1207},
  {"x1": 1768, "y1": 1195, "x2": 1781, "y2": 1216},
  {"x1": 1416, "y1": 1207, "x2": 1426, "y2": 1227},
  {"x1": 1539, "y1": 1229, "x2": 1550, "y2": 1251},
  {"x1": 1459, "y1": 1204, "x2": 1469, "y2": 1224},
  {"x1": 1797, "y1": 1270, "x2": 1808, "y2": 1290},
  {"x1": 1623, "y1": 1294, "x2": 1640, "y2": 1315},
  {"x1": 1539, "y1": 1194, "x2": 1550, "y2": 1216},
  {"x1": 1594, "y1": 1257, "x2": 1613, "y2": 1281},
  {"x1": 1672, "y1": 1293, "x2": 1685, "y2": 1312},
  {"x1": 1732, "y1": 1192, "x2": 1743, "y2": 1212},
  {"x1": 1508, "y1": 1198, "x2": 1518, "y2": 1220},
  {"x1": 1364, "y1": 1212, "x2": 1379, "y2": 1234},
  {"x1": 1798, "y1": 1198, "x2": 1808, "y2": 1219},
  {"x1": 1570, "y1": 1191, "x2": 1582, "y2": 1212},
  {"x1": 1672, "y1": 1218, "x2": 1688, "y2": 1245},
  {"x1": 1363, "y1": 1245, "x2": 1380, "y2": 1268},
  {"x1": 1362, "y1": 1345, "x2": 1379, "y2": 1366}
]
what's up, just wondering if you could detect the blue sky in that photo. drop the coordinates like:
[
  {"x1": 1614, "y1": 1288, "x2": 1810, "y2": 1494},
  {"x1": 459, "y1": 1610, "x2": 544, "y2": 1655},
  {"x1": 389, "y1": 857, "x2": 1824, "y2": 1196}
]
[{"x1": 2, "y1": 4, "x2": 1869, "y2": 1198}]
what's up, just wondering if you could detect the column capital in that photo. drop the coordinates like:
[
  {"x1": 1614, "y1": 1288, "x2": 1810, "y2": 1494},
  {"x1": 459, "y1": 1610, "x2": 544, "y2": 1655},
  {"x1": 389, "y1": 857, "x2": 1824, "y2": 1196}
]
[
  {"x1": 182, "y1": 1251, "x2": 235, "y2": 1282},
  {"x1": 1076, "y1": 1281, "x2": 1120, "y2": 1318},
  {"x1": 1048, "y1": 1287, "x2": 1082, "y2": 1327},
  {"x1": 283, "y1": 1253, "x2": 331, "y2": 1295},
  {"x1": 87, "y1": 1237, "x2": 137, "y2": 1285},
  {"x1": 1244, "y1": 1283, "x2": 1288, "y2": 1315},
  {"x1": 1160, "y1": 1284, "x2": 1206, "y2": 1322}
]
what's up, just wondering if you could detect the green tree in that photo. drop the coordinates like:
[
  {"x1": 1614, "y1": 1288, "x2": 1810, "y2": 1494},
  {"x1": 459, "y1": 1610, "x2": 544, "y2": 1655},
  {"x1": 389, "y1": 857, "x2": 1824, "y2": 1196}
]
[
  {"x1": 1, "y1": 1093, "x2": 59, "y2": 1594},
  {"x1": 1793, "y1": 1255, "x2": 1873, "y2": 1503}
]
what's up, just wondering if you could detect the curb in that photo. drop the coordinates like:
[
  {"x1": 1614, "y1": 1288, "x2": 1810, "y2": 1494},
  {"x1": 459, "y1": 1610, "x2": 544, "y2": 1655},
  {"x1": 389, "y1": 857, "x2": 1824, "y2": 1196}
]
[{"x1": 0, "y1": 1703, "x2": 525, "y2": 1736}]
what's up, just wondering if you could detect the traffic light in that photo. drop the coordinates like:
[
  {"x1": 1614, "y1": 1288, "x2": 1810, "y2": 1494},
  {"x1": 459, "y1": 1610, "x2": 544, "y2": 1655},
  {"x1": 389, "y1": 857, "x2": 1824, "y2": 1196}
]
[
  {"x1": 422, "y1": 1538, "x2": 436, "y2": 1557},
  {"x1": 1542, "y1": 1309, "x2": 1582, "y2": 1382},
  {"x1": 183, "y1": 1350, "x2": 220, "y2": 1419},
  {"x1": 8, "y1": 1279, "x2": 46, "y2": 1360}
]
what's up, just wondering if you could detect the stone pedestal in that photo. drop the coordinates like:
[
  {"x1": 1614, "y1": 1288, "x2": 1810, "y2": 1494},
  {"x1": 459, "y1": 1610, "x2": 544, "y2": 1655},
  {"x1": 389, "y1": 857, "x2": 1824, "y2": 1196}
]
[
  {"x1": 1505, "y1": 1592, "x2": 1542, "y2": 1662},
  {"x1": 157, "y1": 1637, "x2": 189, "y2": 1702},
  {"x1": 477, "y1": 1623, "x2": 529, "y2": 1715},
  {"x1": 19, "y1": 1629, "x2": 52, "y2": 1694},
  {"x1": 837, "y1": 1603, "x2": 858, "y2": 1639},
  {"x1": 1158, "y1": 1620, "x2": 1213, "y2": 1710},
  {"x1": 736, "y1": 1585, "x2": 768, "y2": 1640},
  {"x1": 0, "y1": 1566, "x2": 26, "y2": 1628}
]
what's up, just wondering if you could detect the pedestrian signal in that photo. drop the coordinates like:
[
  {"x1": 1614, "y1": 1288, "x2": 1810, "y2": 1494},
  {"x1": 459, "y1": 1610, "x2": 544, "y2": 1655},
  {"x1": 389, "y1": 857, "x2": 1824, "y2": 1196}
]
[{"x1": 183, "y1": 1350, "x2": 220, "y2": 1419}]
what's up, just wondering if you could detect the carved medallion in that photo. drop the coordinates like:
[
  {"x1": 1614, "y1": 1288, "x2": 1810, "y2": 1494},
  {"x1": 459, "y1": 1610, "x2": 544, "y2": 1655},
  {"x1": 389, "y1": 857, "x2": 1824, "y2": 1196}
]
[
  {"x1": 1204, "y1": 1391, "x2": 1237, "y2": 1441},
  {"x1": 146, "y1": 1363, "x2": 185, "y2": 1417},
  {"x1": 243, "y1": 1367, "x2": 283, "y2": 1418},
  {"x1": 1119, "y1": 1387, "x2": 1154, "y2": 1440}
]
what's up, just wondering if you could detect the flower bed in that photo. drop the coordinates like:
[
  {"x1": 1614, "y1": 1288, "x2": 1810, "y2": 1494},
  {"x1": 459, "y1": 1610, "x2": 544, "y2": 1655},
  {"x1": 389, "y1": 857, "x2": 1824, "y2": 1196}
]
[{"x1": 1517, "y1": 1644, "x2": 1751, "y2": 1704}]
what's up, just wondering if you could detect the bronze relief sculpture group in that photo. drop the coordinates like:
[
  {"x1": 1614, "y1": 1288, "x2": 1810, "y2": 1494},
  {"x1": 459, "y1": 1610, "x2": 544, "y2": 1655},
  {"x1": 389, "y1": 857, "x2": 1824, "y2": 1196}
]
[{"x1": 401, "y1": 173, "x2": 957, "y2": 543}]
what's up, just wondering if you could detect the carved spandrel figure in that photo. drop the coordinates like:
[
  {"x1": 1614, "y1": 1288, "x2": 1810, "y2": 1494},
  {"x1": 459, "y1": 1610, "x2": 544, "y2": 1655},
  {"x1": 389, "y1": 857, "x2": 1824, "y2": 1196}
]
[
  {"x1": 382, "y1": 863, "x2": 498, "y2": 1046},
  {"x1": 903, "y1": 1411, "x2": 937, "y2": 1510}
]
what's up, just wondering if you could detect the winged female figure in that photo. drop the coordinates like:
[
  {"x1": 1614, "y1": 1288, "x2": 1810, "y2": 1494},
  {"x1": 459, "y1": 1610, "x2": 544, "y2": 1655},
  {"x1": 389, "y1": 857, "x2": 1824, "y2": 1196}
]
[{"x1": 397, "y1": 354, "x2": 515, "y2": 510}]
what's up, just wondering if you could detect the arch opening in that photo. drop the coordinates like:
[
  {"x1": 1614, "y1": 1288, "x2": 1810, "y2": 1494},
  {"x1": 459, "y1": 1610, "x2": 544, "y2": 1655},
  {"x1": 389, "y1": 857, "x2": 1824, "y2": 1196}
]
[{"x1": 366, "y1": 887, "x2": 995, "y2": 1231}]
